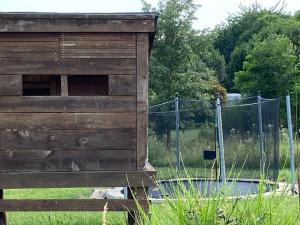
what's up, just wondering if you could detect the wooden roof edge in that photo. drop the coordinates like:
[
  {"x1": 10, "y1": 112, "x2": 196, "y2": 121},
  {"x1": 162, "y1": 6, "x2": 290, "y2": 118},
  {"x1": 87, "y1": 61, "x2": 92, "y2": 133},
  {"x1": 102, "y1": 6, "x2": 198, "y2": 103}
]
[{"x1": 0, "y1": 12, "x2": 158, "y2": 20}]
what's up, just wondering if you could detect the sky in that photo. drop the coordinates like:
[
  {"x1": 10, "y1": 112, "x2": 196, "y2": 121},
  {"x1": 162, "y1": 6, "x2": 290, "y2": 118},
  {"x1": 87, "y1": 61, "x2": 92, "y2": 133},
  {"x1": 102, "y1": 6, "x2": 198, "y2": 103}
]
[{"x1": 0, "y1": 0, "x2": 299, "y2": 29}]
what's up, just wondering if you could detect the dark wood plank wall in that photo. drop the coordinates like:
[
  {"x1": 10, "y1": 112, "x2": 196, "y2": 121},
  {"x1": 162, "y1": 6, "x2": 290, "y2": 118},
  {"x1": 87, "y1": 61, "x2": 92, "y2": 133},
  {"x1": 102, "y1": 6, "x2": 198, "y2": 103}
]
[{"x1": 0, "y1": 32, "x2": 140, "y2": 173}]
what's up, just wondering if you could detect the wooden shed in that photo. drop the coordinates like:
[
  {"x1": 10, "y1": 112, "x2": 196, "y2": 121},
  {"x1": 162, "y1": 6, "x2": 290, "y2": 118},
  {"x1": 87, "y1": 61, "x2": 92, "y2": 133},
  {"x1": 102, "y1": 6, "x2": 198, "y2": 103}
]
[{"x1": 0, "y1": 12, "x2": 157, "y2": 224}]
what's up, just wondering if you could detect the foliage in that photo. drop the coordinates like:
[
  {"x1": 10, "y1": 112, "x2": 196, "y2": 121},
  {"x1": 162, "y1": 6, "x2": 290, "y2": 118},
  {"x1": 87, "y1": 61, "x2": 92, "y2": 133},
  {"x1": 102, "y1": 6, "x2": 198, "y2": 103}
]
[
  {"x1": 234, "y1": 34, "x2": 297, "y2": 97},
  {"x1": 214, "y1": 3, "x2": 298, "y2": 91},
  {"x1": 143, "y1": 0, "x2": 227, "y2": 143},
  {"x1": 213, "y1": 3, "x2": 300, "y2": 128},
  {"x1": 142, "y1": 0, "x2": 226, "y2": 105}
]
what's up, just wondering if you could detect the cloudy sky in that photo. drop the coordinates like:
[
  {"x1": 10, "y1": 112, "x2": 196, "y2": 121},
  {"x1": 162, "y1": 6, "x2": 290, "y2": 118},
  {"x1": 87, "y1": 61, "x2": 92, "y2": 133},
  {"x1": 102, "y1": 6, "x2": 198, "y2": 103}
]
[{"x1": 0, "y1": 0, "x2": 299, "y2": 29}]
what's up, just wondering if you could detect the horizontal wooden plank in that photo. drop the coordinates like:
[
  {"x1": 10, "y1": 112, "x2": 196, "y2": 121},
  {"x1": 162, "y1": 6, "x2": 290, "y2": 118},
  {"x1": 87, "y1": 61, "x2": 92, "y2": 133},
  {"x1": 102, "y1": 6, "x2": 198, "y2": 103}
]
[
  {"x1": 109, "y1": 75, "x2": 136, "y2": 96},
  {"x1": 0, "y1": 129, "x2": 136, "y2": 150},
  {"x1": 0, "y1": 150, "x2": 136, "y2": 172},
  {"x1": 0, "y1": 169, "x2": 156, "y2": 188},
  {"x1": 0, "y1": 41, "x2": 58, "y2": 48},
  {"x1": 0, "y1": 113, "x2": 136, "y2": 129},
  {"x1": 0, "y1": 96, "x2": 136, "y2": 113},
  {"x1": 0, "y1": 58, "x2": 136, "y2": 75},
  {"x1": 0, "y1": 199, "x2": 148, "y2": 211},
  {"x1": 61, "y1": 33, "x2": 136, "y2": 59},
  {"x1": 0, "y1": 52, "x2": 59, "y2": 59},
  {"x1": 0, "y1": 149, "x2": 135, "y2": 159},
  {"x1": 0, "y1": 41, "x2": 59, "y2": 59},
  {"x1": 0, "y1": 18, "x2": 156, "y2": 33},
  {"x1": 0, "y1": 75, "x2": 22, "y2": 96},
  {"x1": 0, "y1": 33, "x2": 59, "y2": 42}
]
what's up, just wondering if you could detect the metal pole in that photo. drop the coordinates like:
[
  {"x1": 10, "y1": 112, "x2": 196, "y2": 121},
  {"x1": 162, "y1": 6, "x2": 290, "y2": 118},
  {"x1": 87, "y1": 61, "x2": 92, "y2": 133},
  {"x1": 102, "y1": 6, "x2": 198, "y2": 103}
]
[
  {"x1": 175, "y1": 97, "x2": 180, "y2": 173},
  {"x1": 216, "y1": 95, "x2": 226, "y2": 182},
  {"x1": 215, "y1": 105, "x2": 219, "y2": 180},
  {"x1": 286, "y1": 92, "x2": 296, "y2": 193},
  {"x1": 257, "y1": 91, "x2": 265, "y2": 175}
]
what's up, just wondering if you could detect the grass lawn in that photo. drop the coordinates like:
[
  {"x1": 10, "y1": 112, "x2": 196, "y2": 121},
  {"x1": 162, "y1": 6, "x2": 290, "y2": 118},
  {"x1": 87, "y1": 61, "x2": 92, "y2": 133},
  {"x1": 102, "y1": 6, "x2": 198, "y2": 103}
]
[
  {"x1": 4, "y1": 186, "x2": 299, "y2": 225},
  {"x1": 3, "y1": 166, "x2": 299, "y2": 225},
  {"x1": 4, "y1": 188, "x2": 126, "y2": 225}
]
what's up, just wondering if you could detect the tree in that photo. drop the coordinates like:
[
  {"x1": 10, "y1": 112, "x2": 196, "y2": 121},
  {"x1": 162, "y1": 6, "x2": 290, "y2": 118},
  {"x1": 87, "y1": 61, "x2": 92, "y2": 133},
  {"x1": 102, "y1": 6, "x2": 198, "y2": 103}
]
[
  {"x1": 234, "y1": 35, "x2": 297, "y2": 97},
  {"x1": 142, "y1": 0, "x2": 227, "y2": 150},
  {"x1": 142, "y1": 0, "x2": 225, "y2": 103},
  {"x1": 214, "y1": 3, "x2": 289, "y2": 90}
]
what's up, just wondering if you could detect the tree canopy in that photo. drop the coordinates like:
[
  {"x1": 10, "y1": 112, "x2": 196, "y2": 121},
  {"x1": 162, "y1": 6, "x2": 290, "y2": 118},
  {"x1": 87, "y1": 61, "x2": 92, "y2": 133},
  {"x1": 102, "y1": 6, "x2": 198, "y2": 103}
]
[
  {"x1": 142, "y1": 0, "x2": 226, "y2": 105},
  {"x1": 142, "y1": 0, "x2": 299, "y2": 127}
]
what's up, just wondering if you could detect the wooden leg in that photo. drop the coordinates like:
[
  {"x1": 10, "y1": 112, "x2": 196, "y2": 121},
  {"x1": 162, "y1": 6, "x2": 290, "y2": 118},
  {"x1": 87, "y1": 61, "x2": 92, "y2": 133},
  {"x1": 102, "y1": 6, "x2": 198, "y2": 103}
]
[
  {"x1": 127, "y1": 187, "x2": 148, "y2": 225},
  {"x1": 0, "y1": 190, "x2": 7, "y2": 225}
]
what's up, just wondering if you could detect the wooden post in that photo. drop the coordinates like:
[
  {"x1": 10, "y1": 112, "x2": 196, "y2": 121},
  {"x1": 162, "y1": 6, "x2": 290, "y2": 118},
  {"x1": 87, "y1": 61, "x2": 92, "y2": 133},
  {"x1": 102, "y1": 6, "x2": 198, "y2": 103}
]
[
  {"x1": 61, "y1": 75, "x2": 68, "y2": 96},
  {"x1": 127, "y1": 187, "x2": 148, "y2": 225},
  {"x1": 136, "y1": 33, "x2": 149, "y2": 169},
  {"x1": 0, "y1": 190, "x2": 6, "y2": 225}
]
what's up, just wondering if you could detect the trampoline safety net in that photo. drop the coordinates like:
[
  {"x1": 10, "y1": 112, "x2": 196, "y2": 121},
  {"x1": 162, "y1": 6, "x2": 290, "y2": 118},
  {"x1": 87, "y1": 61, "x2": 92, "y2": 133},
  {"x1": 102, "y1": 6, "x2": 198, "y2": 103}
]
[{"x1": 148, "y1": 96, "x2": 280, "y2": 180}]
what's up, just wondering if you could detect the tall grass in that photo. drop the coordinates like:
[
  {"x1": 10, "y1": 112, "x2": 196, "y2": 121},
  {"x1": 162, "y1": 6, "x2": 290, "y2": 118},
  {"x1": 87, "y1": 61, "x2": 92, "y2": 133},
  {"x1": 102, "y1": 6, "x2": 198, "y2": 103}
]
[
  {"x1": 136, "y1": 176, "x2": 299, "y2": 225},
  {"x1": 149, "y1": 127, "x2": 300, "y2": 181}
]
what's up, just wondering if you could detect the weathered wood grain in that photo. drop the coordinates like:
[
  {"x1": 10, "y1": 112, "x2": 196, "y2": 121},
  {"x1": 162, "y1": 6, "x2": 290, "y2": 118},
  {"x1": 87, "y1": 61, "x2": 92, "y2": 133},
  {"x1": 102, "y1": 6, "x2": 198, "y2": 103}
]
[
  {"x1": 0, "y1": 39, "x2": 59, "y2": 59},
  {"x1": 0, "y1": 169, "x2": 155, "y2": 188},
  {"x1": 0, "y1": 58, "x2": 136, "y2": 75},
  {"x1": 0, "y1": 33, "x2": 59, "y2": 42},
  {"x1": 0, "y1": 18, "x2": 156, "y2": 33},
  {"x1": 109, "y1": 75, "x2": 136, "y2": 96},
  {"x1": 61, "y1": 75, "x2": 68, "y2": 96},
  {"x1": 0, "y1": 199, "x2": 148, "y2": 211},
  {"x1": 0, "y1": 75, "x2": 22, "y2": 96},
  {"x1": 0, "y1": 129, "x2": 136, "y2": 150},
  {"x1": 61, "y1": 33, "x2": 136, "y2": 59},
  {"x1": 0, "y1": 113, "x2": 136, "y2": 129},
  {"x1": 136, "y1": 33, "x2": 149, "y2": 169},
  {"x1": 0, "y1": 150, "x2": 136, "y2": 172},
  {"x1": 0, "y1": 96, "x2": 136, "y2": 113}
]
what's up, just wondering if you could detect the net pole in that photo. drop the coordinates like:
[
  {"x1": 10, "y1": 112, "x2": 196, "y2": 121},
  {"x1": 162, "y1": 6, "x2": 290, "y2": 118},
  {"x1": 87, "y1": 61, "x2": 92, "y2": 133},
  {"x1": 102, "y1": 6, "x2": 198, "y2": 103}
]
[
  {"x1": 216, "y1": 95, "x2": 226, "y2": 182},
  {"x1": 257, "y1": 91, "x2": 265, "y2": 175},
  {"x1": 215, "y1": 104, "x2": 219, "y2": 180},
  {"x1": 286, "y1": 92, "x2": 296, "y2": 193},
  {"x1": 175, "y1": 97, "x2": 180, "y2": 173}
]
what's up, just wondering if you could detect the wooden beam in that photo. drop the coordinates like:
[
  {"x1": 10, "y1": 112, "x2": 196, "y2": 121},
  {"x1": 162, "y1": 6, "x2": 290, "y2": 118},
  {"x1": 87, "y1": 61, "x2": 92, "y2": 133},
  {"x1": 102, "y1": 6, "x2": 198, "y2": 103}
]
[
  {"x1": 0, "y1": 113, "x2": 136, "y2": 129},
  {"x1": 61, "y1": 75, "x2": 68, "y2": 96},
  {"x1": 0, "y1": 169, "x2": 155, "y2": 188},
  {"x1": 0, "y1": 129, "x2": 136, "y2": 151},
  {"x1": 128, "y1": 187, "x2": 148, "y2": 225},
  {"x1": 0, "y1": 199, "x2": 148, "y2": 211},
  {"x1": 0, "y1": 58, "x2": 136, "y2": 75},
  {"x1": 136, "y1": 33, "x2": 149, "y2": 169},
  {"x1": 0, "y1": 149, "x2": 136, "y2": 172},
  {"x1": 0, "y1": 96, "x2": 136, "y2": 113},
  {"x1": 0, "y1": 18, "x2": 156, "y2": 33}
]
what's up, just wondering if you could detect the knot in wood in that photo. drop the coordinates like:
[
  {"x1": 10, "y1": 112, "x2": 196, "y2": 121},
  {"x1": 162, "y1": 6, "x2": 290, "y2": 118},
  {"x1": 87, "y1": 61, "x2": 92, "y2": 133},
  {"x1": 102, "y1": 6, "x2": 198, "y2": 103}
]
[
  {"x1": 79, "y1": 138, "x2": 88, "y2": 146},
  {"x1": 18, "y1": 129, "x2": 31, "y2": 139}
]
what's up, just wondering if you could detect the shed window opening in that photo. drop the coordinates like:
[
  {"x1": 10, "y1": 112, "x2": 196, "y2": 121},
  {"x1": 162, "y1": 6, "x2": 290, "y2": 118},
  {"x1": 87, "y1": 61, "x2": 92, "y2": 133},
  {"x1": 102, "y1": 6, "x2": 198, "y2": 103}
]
[
  {"x1": 22, "y1": 75, "x2": 61, "y2": 96},
  {"x1": 68, "y1": 75, "x2": 109, "y2": 96}
]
